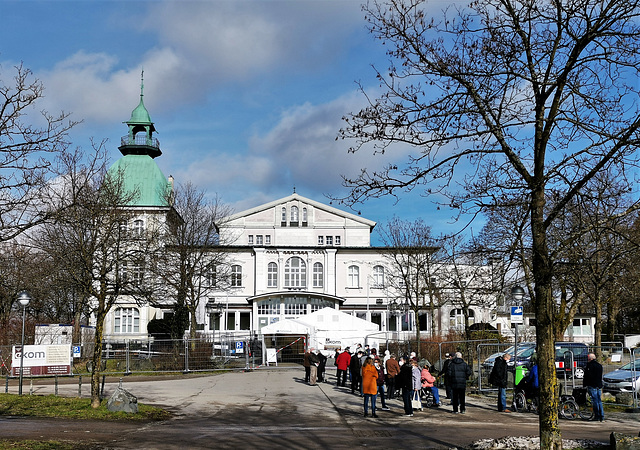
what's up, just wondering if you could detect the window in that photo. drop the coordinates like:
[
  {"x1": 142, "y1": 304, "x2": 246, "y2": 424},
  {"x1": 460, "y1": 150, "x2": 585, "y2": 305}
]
[
  {"x1": 326, "y1": 236, "x2": 333, "y2": 246},
  {"x1": 302, "y1": 207, "x2": 308, "y2": 225},
  {"x1": 291, "y1": 206, "x2": 299, "y2": 225},
  {"x1": 267, "y1": 262, "x2": 278, "y2": 288},
  {"x1": 348, "y1": 265, "x2": 360, "y2": 288},
  {"x1": 248, "y1": 235, "x2": 254, "y2": 245},
  {"x1": 257, "y1": 298, "x2": 279, "y2": 315},
  {"x1": 284, "y1": 257, "x2": 306, "y2": 288},
  {"x1": 335, "y1": 236, "x2": 341, "y2": 246},
  {"x1": 318, "y1": 236, "x2": 324, "y2": 245},
  {"x1": 204, "y1": 265, "x2": 217, "y2": 287},
  {"x1": 256, "y1": 235, "x2": 263, "y2": 245},
  {"x1": 132, "y1": 219, "x2": 144, "y2": 237},
  {"x1": 449, "y1": 308, "x2": 475, "y2": 330},
  {"x1": 372, "y1": 265, "x2": 384, "y2": 288},
  {"x1": 284, "y1": 297, "x2": 307, "y2": 316},
  {"x1": 114, "y1": 307, "x2": 139, "y2": 333},
  {"x1": 231, "y1": 265, "x2": 242, "y2": 287},
  {"x1": 265, "y1": 235, "x2": 271, "y2": 245},
  {"x1": 313, "y1": 262, "x2": 324, "y2": 288},
  {"x1": 131, "y1": 260, "x2": 144, "y2": 286},
  {"x1": 281, "y1": 207, "x2": 287, "y2": 226}
]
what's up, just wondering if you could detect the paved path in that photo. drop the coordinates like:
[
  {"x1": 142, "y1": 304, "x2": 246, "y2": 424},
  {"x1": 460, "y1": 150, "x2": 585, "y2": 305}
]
[{"x1": 2, "y1": 369, "x2": 639, "y2": 449}]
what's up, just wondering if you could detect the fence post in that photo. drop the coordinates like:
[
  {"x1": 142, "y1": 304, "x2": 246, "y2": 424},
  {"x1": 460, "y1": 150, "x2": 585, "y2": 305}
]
[
  {"x1": 184, "y1": 338, "x2": 189, "y2": 373},
  {"x1": 4, "y1": 375, "x2": 8, "y2": 394},
  {"x1": 125, "y1": 340, "x2": 131, "y2": 375},
  {"x1": 55, "y1": 375, "x2": 59, "y2": 396},
  {"x1": 78, "y1": 375, "x2": 82, "y2": 397}
]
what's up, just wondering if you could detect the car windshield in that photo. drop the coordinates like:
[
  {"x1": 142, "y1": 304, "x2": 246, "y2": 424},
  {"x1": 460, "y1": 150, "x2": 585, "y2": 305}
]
[{"x1": 619, "y1": 359, "x2": 640, "y2": 371}]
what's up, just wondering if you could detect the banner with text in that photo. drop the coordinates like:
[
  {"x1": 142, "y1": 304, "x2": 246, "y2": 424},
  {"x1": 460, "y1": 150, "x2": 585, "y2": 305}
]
[{"x1": 11, "y1": 344, "x2": 72, "y2": 376}]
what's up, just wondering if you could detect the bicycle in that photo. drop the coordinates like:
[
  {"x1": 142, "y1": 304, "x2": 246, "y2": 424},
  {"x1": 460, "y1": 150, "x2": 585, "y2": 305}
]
[{"x1": 512, "y1": 385, "x2": 580, "y2": 420}]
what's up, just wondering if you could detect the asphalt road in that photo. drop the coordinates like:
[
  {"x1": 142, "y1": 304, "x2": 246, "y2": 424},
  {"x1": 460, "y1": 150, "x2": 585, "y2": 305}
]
[{"x1": 2, "y1": 369, "x2": 639, "y2": 449}]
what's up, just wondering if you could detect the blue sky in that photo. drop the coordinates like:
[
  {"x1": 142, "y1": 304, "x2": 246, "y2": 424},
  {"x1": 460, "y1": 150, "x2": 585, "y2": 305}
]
[{"x1": 1, "y1": 0, "x2": 472, "y2": 242}]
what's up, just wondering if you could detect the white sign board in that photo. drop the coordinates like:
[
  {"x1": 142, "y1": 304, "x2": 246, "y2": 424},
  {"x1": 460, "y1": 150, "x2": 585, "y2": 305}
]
[
  {"x1": 12, "y1": 344, "x2": 72, "y2": 376},
  {"x1": 510, "y1": 306, "x2": 524, "y2": 324}
]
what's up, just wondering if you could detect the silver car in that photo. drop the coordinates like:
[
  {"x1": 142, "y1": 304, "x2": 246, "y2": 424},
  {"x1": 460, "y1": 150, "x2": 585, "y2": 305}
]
[
  {"x1": 603, "y1": 359, "x2": 640, "y2": 394},
  {"x1": 482, "y1": 344, "x2": 536, "y2": 371}
]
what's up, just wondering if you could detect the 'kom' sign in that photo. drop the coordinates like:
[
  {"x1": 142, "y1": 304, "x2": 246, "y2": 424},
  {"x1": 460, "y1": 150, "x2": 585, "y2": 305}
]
[{"x1": 11, "y1": 344, "x2": 72, "y2": 376}]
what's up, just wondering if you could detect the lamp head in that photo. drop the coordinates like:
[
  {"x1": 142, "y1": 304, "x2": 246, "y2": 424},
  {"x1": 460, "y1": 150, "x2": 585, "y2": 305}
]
[
  {"x1": 511, "y1": 285, "x2": 525, "y2": 301},
  {"x1": 17, "y1": 291, "x2": 31, "y2": 307}
]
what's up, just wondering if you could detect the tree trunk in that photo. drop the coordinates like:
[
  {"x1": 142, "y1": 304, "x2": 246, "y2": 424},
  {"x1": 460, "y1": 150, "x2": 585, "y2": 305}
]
[
  {"x1": 90, "y1": 313, "x2": 104, "y2": 409},
  {"x1": 531, "y1": 184, "x2": 562, "y2": 449}
]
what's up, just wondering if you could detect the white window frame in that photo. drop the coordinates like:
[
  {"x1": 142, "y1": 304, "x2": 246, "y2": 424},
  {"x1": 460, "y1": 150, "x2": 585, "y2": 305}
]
[
  {"x1": 114, "y1": 307, "x2": 140, "y2": 333},
  {"x1": 313, "y1": 262, "x2": 324, "y2": 288},
  {"x1": 231, "y1": 265, "x2": 242, "y2": 287},
  {"x1": 284, "y1": 257, "x2": 306, "y2": 288},
  {"x1": 267, "y1": 262, "x2": 278, "y2": 288},
  {"x1": 348, "y1": 265, "x2": 360, "y2": 288},
  {"x1": 372, "y1": 265, "x2": 384, "y2": 288}
]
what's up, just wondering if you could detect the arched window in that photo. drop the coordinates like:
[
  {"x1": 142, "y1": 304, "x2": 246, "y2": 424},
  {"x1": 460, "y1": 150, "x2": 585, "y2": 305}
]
[
  {"x1": 302, "y1": 207, "x2": 308, "y2": 225},
  {"x1": 313, "y1": 262, "x2": 324, "y2": 288},
  {"x1": 290, "y1": 205, "x2": 299, "y2": 224},
  {"x1": 372, "y1": 265, "x2": 385, "y2": 288},
  {"x1": 114, "y1": 307, "x2": 140, "y2": 333},
  {"x1": 449, "y1": 308, "x2": 475, "y2": 331},
  {"x1": 267, "y1": 262, "x2": 278, "y2": 288},
  {"x1": 348, "y1": 265, "x2": 360, "y2": 288},
  {"x1": 284, "y1": 257, "x2": 306, "y2": 288},
  {"x1": 231, "y1": 265, "x2": 242, "y2": 287},
  {"x1": 281, "y1": 207, "x2": 286, "y2": 223}
]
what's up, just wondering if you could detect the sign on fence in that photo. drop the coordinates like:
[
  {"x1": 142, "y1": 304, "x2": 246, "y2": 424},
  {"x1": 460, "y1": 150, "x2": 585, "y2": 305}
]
[{"x1": 11, "y1": 344, "x2": 72, "y2": 376}]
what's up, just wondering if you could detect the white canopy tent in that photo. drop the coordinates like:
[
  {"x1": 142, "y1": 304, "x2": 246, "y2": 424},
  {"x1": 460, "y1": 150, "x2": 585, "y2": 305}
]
[{"x1": 260, "y1": 307, "x2": 380, "y2": 356}]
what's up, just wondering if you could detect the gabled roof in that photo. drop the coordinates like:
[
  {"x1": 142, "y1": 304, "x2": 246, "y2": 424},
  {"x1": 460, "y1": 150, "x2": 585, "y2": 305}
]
[{"x1": 225, "y1": 193, "x2": 376, "y2": 229}]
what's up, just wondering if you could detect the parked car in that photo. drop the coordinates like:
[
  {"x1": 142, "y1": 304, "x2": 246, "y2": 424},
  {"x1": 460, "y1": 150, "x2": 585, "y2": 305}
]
[
  {"x1": 483, "y1": 341, "x2": 589, "y2": 379},
  {"x1": 554, "y1": 342, "x2": 589, "y2": 379},
  {"x1": 482, "y1": 343, "x2": 536, "y2": 371},
  {"x1": 603, "y1": 359, "x2": 640, "y2": 394}
]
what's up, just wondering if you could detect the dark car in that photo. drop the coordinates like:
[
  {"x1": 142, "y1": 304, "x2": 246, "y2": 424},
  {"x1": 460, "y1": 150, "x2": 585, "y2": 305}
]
[{"x1": 554, "y1": 342, "x2": 589, "y2": 379}]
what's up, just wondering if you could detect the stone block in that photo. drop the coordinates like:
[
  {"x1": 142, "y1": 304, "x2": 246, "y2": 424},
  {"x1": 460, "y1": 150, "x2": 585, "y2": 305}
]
[
  {"x1": 611, "y1": 432, "x2": 640, "y2": 450},
  {"x1": 616, "y1": 392, "x2": 634, "y2": 405},
  {"x1": 107, "y1": 386, "x2": 138, "y2": 414}
]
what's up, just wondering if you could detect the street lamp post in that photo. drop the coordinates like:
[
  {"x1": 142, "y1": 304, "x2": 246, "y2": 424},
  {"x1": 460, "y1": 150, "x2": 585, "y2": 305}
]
[
  {"x1": 510, "y1": 285, "x2": 525, "y2": 375},
  {"x1": 205, "y1": 300, "x2": 223, "y2": 357},
  {"x1": 17, "y1": 291, "x2": 31, "y2": 396}
]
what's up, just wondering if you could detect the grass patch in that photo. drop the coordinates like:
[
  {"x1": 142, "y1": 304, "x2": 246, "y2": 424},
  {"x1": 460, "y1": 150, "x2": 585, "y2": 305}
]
[
  {"x1": 0, "y1": 440, "x2": 102, "y2": 449},
  {"x1": 0, "y1": 394, "x2": 170, "y2": 421}
]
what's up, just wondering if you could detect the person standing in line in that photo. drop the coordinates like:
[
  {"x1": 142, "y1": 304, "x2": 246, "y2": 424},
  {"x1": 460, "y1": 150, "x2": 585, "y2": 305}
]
[
  {"x1": 489, "y1": 352, "x2": 512, "y2": 412},
  {"x1": 303, "y1": 348, "x2": 312, "y2": 383},
  {"x1": 374, "y1": 357, "x2": 390, "y2": 411},
  {"x1": 447, "y1": 351, "x2": 472, "y2": 414},
  {"x1": 411, "y1": 359, "x2": 422, "y2": 411},
  {"x1": 583, "y1": 352, "x2": 605, "y2": 422},
  {"x1": 350, "y1": 350, "x2": 364, "y2": 395},
  {"x1": 308, "y1": 348, "x2": 320, "y2": 386},
  {"x1": 336, "y1": 348, "x2": 352, "y2": 387},
  {"x1": 361, "y1": 356, "x2": 379, "y2": 418},
  {"x1": 439, "y1": 353, "x2": 454, "y2": 400},
  {"x1": 385, "y1": 353, "x2": 401, "y2": 399},
  {"x1": 398, "y1": 356, "x2": 414, "y2": 416},
  {"x1": 421, "y1": 364, "x2": 441, "y2": 407},
  {"x1": 317, "y1": 351, "x2": 327, "y2": 383}
]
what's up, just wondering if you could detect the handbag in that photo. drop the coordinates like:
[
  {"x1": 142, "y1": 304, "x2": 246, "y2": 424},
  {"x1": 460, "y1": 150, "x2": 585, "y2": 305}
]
[{"x1": 411, "y1": 390, "x2": 422, "y2": 410}]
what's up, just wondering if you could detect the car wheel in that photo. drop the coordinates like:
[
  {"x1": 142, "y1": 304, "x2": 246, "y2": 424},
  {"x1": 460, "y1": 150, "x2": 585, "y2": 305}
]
[{"x1": 574, "y1": 367, "x2": 585, "y2": 379}]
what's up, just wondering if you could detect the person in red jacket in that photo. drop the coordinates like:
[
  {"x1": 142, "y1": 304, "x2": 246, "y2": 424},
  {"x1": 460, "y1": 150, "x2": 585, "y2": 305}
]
[{"x1": 335, "y1": 348, "x2": 352, "y2": 387}]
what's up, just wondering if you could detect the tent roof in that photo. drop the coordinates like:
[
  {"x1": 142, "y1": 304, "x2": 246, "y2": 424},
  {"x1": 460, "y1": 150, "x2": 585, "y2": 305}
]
[{"x1": 261, "y1": 307, "x2": 378, "y2": 334}]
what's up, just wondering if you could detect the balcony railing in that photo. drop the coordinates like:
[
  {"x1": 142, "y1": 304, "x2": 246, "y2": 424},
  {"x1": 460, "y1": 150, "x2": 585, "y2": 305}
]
[{"x1": 121, "y1": 135, "x2": 160, "y2": 149}]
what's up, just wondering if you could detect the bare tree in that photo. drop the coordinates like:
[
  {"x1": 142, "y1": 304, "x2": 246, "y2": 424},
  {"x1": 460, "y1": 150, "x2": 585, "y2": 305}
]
[
  {"x1": 337, "y1": 1, "x2": 640, "y2": 446},
  {"x1": 35, "y1": 146, "x2": 152, "y2": 408},
  {"x1": 377, "y1": 217, "x2": 439, "y2": 353},
  {"x1": 146, "y1": 182, "x2": 234, "y2": 344},
  {"x1": 1, "y1": 63, "x2": 78, "y2": 242}
]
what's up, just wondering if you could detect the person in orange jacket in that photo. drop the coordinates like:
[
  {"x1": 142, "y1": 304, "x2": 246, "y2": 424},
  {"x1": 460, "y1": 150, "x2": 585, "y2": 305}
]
[{"x1": 361, "y1": 356, "x2": 379, "y2": 418}]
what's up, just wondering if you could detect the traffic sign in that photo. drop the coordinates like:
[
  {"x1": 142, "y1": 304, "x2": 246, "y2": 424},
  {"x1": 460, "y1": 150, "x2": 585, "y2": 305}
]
[
  {"x1": 510, "y1": 306, "x2": 524, "y2": 324},
  {"x1": 235, "y1": 341, "x2": 244, "y2": 354}
]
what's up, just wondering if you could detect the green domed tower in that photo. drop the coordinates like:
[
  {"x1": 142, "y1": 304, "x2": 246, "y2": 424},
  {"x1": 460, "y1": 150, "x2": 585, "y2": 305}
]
[{"x1": 107, "y1": 73, "x2": 172, "y2": 208}]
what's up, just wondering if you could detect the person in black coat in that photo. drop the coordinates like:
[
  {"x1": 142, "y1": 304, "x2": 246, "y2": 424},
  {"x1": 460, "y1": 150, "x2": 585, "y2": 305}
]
[
  {"x1": 439, "y1": 353, "x2": 454, "y2": 399},
  {"x1": 350, "y1": 350, "x2": 364, "y2": 394},
  {"x1": 398, "y1": 356, "x2": 414, "y2": 416},
  {"x1": 489, "y1": 353, "x2": 511, "y2": 412},
  {"x1": 447, "y1": 352, "x2": 472, "y2": 414},
  {"x1": 583, "y1": 353, "x2": 605, "y2": 422}
]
